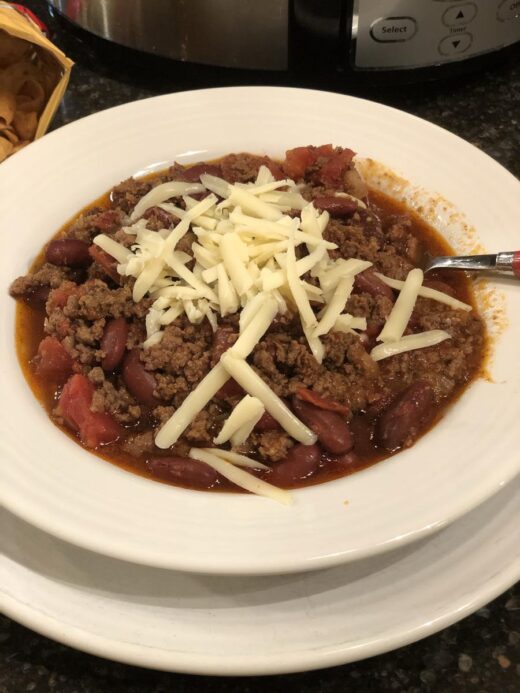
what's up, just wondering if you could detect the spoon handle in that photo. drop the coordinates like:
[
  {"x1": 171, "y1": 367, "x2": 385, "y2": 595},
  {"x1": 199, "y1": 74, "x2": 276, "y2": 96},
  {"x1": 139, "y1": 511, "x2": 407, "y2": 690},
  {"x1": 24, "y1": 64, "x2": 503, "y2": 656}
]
[
  {"x1": 497, "y1": 251, "x2": 520, "y2": 277},
  {"x1": 426, "y1": 251, "x2": 520, "y2": 276}
]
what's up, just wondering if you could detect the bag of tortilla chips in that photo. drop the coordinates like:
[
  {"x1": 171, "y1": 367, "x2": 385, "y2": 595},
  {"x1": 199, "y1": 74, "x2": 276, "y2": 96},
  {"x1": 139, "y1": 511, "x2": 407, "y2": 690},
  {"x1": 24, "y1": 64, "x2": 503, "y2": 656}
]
[{"x1": 0, "y1": 2, "x2": 73, "y2": 162}]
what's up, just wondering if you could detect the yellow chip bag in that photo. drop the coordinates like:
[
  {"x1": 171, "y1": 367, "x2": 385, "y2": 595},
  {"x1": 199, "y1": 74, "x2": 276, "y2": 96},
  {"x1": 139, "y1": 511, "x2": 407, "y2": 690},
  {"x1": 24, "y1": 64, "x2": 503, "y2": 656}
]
[{"x1": 0, "y1": 3, "x2": 73, "y2": 162}]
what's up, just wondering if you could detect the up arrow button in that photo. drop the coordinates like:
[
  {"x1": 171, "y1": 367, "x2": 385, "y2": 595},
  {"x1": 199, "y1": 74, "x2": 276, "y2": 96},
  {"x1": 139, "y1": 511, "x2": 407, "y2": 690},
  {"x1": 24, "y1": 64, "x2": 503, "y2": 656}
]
[{"x1": 442, "y1": 3, "x2": 478, "y2": 27}]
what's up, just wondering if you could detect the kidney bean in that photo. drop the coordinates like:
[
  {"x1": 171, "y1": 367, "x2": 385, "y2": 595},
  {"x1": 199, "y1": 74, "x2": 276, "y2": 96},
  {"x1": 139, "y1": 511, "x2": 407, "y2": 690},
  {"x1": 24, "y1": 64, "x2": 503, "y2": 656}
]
[
  {"x1": 180, "y1": 163, "x2": 222, "y2": 182},
  {"x1": 215, "y1": 378, "x2": 245, "y2": 400},
  {"x1": 323, "y1": 450, "x2": 360, "y2": 470},
  {"x1": 292, "y1": 397, "x2": 353, "y2": 455},
  {"x1": 147, "y1": 456, "x2": 219, "y2": 489},
  {"x1": 45, "y1": 239, "x2": 92, "y2": 268},
  {"x1": 143, "y1": 206, "x2": 175, "y2": 229},
  {"x1": 359, "y1": 321, "x2": 383, "y2": 352},
  {"x1": 88, "y1": 245, "x2": 121, "y2": 284},
  {"x1": 101, "y1": 317, "x2": 128, "y2": 371},
  {"x1": 211, "y1": 327, "x2": 238, "y2": 366},
  {"x1": 366, "y1": 392, "x2": 395, "y2": 419},
  {"x1": 376, "y1": 381, "x2": 434, "y2": 451},
  {"x1": 296, "y1": 387, "x2": 350, "y2": 416},
  {"x1": 422, "y1": 278, "x2": 456, "y2": 297},
  {"x1": 354, "y1": 270, "x2": 394, "y2": 300},
  {"x1": 122, "y1": 349, "x2": 159, "y2": 406},
  {"x1": 313, "y1": 195, "x2": 358, "y2": 217},
  {"x1": 254, "y1": 410, "x2": 281, "y2": 432},
  {"x1": 20, "y1": 284, "x2": 50, "y2": 308},
  {"x1": 269, "y1": 444, "x2": 321, "y2": 486}
]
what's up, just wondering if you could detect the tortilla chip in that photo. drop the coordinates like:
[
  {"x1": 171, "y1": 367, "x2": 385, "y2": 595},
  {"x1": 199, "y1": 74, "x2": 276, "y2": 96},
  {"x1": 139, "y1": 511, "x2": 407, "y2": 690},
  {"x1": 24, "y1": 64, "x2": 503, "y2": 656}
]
[
  {"x1": 0, "y1": 30, "x2": 31, "y2": 68},
  {"x1": 0, "y1": 124, "x2": 19, "y2": 144},
  {"x1": 0, "y1": 60, "x2": 42, "y2": 93},
  {"x1": 13, "y1": 109, "x2": 37, "y2": 140},
  {"x1": 0, "y1": 135, "x2": 14, "y2": 162},
  {"x1": 0, "y1": 88, "x2": 16, "y2": 124},
  {"x1": 15, "y1": 77, "x2": 46, "y2": 113},
  {"x1": 12, "y1": 139, "x2": 29, "y2": 154}
]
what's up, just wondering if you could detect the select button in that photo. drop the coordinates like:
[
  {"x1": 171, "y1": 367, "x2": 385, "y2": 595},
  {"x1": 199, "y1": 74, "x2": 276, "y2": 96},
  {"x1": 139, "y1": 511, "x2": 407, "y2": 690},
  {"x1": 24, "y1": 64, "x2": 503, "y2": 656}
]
[{"x1": 370, "y1": 16, "x2": 418, "y2": 43}]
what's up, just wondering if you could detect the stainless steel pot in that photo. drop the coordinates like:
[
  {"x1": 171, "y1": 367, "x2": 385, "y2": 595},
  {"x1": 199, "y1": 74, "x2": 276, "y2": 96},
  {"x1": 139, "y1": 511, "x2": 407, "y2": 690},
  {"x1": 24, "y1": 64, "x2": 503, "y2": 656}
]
[
  {"x1": 48, "y1": 0, "x2": 520, "y2": 74},
  {"x1": 48, "y1": 0, "x2": 289, "y2": 69}
]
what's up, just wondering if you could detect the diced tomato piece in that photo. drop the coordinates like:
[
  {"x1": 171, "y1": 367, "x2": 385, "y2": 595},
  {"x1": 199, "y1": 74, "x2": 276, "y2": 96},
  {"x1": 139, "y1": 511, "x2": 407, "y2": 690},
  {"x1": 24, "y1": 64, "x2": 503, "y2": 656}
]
[
  {"x1": 315, "y1": 144, "x2": 335, "y2": 157},
  {"x1": 265, "y1": 160, "x2": 285, "y2": 181},
  {"x1": 47, "y1": 281, "x2": 78, "y2": 310},
  {"x1": 296, "y1": 387, "x2": 350, "y2": 416},
  {"x1": 318, "y1": 148, "x2": 355, "y2": 187},
  {"x1": 57, "y1": 374, "x2": 122, "y2": 448},
  {"x1": 283, "y1": 146, "x2": 318, "y2": 180},
  {"x1": 34, "y1": 337, "x2": 73, "y2": 383},
  {"x1": 88, "y1": 245, "x2": 121, "y2": 283}
]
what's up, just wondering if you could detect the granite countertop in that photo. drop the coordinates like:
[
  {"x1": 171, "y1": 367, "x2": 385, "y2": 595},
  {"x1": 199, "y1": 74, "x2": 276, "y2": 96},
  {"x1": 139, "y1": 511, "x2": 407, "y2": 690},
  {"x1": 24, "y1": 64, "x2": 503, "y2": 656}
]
[{"x1": 1, "y1": 2, "x2": 519, "y2": 691}]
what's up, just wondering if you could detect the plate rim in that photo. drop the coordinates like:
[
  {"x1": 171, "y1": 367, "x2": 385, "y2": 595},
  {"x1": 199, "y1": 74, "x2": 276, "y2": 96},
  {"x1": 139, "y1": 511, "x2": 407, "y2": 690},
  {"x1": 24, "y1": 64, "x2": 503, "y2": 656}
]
[{"x1": 1, "y1": 484, "x2": 519, "y2": 676}]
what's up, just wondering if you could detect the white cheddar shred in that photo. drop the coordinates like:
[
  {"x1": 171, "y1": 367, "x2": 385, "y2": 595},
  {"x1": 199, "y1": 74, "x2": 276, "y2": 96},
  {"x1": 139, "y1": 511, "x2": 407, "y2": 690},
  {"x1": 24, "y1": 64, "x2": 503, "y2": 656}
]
[
  {"x1": 213, "y1": 395, "x2": 265, "y2": 445},
  {"x1": 313, "y1": 277, "x2": 354, "y2": 338},
  {"x1": 370, "y1": 330, "x2": 452, "y2": 361},
  {"x1": 198, "y1": 448, "x2": 270, "y2": 470},
  {"x1": 130, "y1": 181, "x2": 206, "y2": 221},
  {"x1": 377, "y1": 268, "x2": 424, "y2": 343},
  {"x1": 189, "y1": 448, "x2": 292, "y2": 505},
  {"x1": 221, "y1": 352, "x2": 317, "y2": 445},
  {"x1": 286, "y1": 239, "x2": 317, "y2": 329},
  {"x1": 93, "y1": 234, "x2": 132, "y2": 264},
  {"x1": 155, "y1": 364, "x2": 230, "y2": 448},
  {"x1": 375, "y1": 273, "x2": 473, "y2": 312},
  {"x1": 232, "y1": 298, "x2": 278, "y2": 357}
]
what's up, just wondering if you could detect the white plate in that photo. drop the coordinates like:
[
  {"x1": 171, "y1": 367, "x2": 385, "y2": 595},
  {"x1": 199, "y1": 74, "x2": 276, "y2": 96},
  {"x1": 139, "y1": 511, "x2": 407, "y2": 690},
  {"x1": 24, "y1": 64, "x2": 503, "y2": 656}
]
[
  {"x1": 0, "y1": 87, "x2": 519, "y2": 575},
  {"x1": 1, "y1": 477, "x2": 518, "y2": 675}
]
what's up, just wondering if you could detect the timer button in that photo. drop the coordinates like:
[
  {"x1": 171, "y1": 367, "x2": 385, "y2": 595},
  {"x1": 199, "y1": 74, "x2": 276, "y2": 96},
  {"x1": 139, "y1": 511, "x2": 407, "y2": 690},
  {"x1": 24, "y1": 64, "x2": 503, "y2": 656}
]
[
  {"x1": 438, "y1": 32, "x2": 473, "y2": 56},
  {"x1": 442, "y1": 3, "x2": 478, "y2": 27},
  {"x1": 370, "y1": 17, "x2": 418, "y2": 43},
  {"x1": 497, "y1": 0, "x2": 520, "y2": 22}
]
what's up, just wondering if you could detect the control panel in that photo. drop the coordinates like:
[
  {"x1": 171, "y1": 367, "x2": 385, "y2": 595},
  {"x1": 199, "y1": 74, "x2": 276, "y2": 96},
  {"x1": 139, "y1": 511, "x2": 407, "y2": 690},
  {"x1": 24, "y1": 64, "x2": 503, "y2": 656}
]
[{"x1": 352, "y1": 0, "x2": 520, "y2": 69}]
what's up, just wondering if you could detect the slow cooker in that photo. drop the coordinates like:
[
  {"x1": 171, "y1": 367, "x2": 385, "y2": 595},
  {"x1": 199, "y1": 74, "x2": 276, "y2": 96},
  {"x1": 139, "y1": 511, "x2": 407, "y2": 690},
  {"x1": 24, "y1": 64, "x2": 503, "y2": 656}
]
[{"x1": 48, "y1": 0, "x2": 520, "y2": 77}]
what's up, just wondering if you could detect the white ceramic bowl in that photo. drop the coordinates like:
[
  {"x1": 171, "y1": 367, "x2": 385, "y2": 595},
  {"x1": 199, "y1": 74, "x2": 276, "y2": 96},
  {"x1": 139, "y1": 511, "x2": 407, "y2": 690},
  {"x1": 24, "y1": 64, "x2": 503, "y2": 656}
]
[{"x1": 0, "y1": 87, "x2": 519, "y2": 575}]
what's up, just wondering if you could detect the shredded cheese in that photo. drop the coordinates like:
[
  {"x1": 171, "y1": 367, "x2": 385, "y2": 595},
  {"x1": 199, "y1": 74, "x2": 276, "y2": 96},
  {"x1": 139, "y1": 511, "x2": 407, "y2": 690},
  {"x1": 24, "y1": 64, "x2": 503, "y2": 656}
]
[
  {"x1": 198, "y1": 448, "x2": 270, "y2": 470},
  {"x1": 213, "y1": 395, "x2": 264, "y2": 445},
  {"x1": 333, "y1": 314, "x2": 367, "y2": 333},
  {"x1": 370, "y1": 330, "x2": 452, "y2": 361},
  {"x1": 313, "y1": 277, "x2": 355, "y2": 338},
  {"x1": 130, "y1": 181, "x2": 206, "y2": 221},
  {"x1": 93, "y1": 234, "x2": 132, "y2": 264},
  {"x1": 221, "y1": 352, "x2": 317, "y2": 445},
  {"x1": 375, "y1": 273, "x2": 473, "y2": 312},
  {"x1": 286, "y1": 239, "x2": 317, "y2": 329},
  {"x1": 189, "y1": 448, "x2": 292, "y2": 504},
  {"x1": 377, "y1": 268, "x2": 424, "y2": 343},
  {"x1": 155, "y1": 364, "x2": 229, "y2": 448}
]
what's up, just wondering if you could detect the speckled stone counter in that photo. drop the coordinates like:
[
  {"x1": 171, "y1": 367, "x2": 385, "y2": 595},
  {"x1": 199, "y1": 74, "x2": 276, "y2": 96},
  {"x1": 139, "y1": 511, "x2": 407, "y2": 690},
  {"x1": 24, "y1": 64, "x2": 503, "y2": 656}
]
[{"x1": 1, "y1": 2, "x2": 519, "y2": 691}]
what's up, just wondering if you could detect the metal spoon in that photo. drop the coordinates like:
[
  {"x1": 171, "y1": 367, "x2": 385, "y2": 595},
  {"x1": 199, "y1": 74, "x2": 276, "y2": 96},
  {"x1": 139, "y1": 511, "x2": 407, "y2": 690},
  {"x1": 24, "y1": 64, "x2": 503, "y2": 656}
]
[{"x1": 424, "y1": 251, "x2": 520, "y2": 277}]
